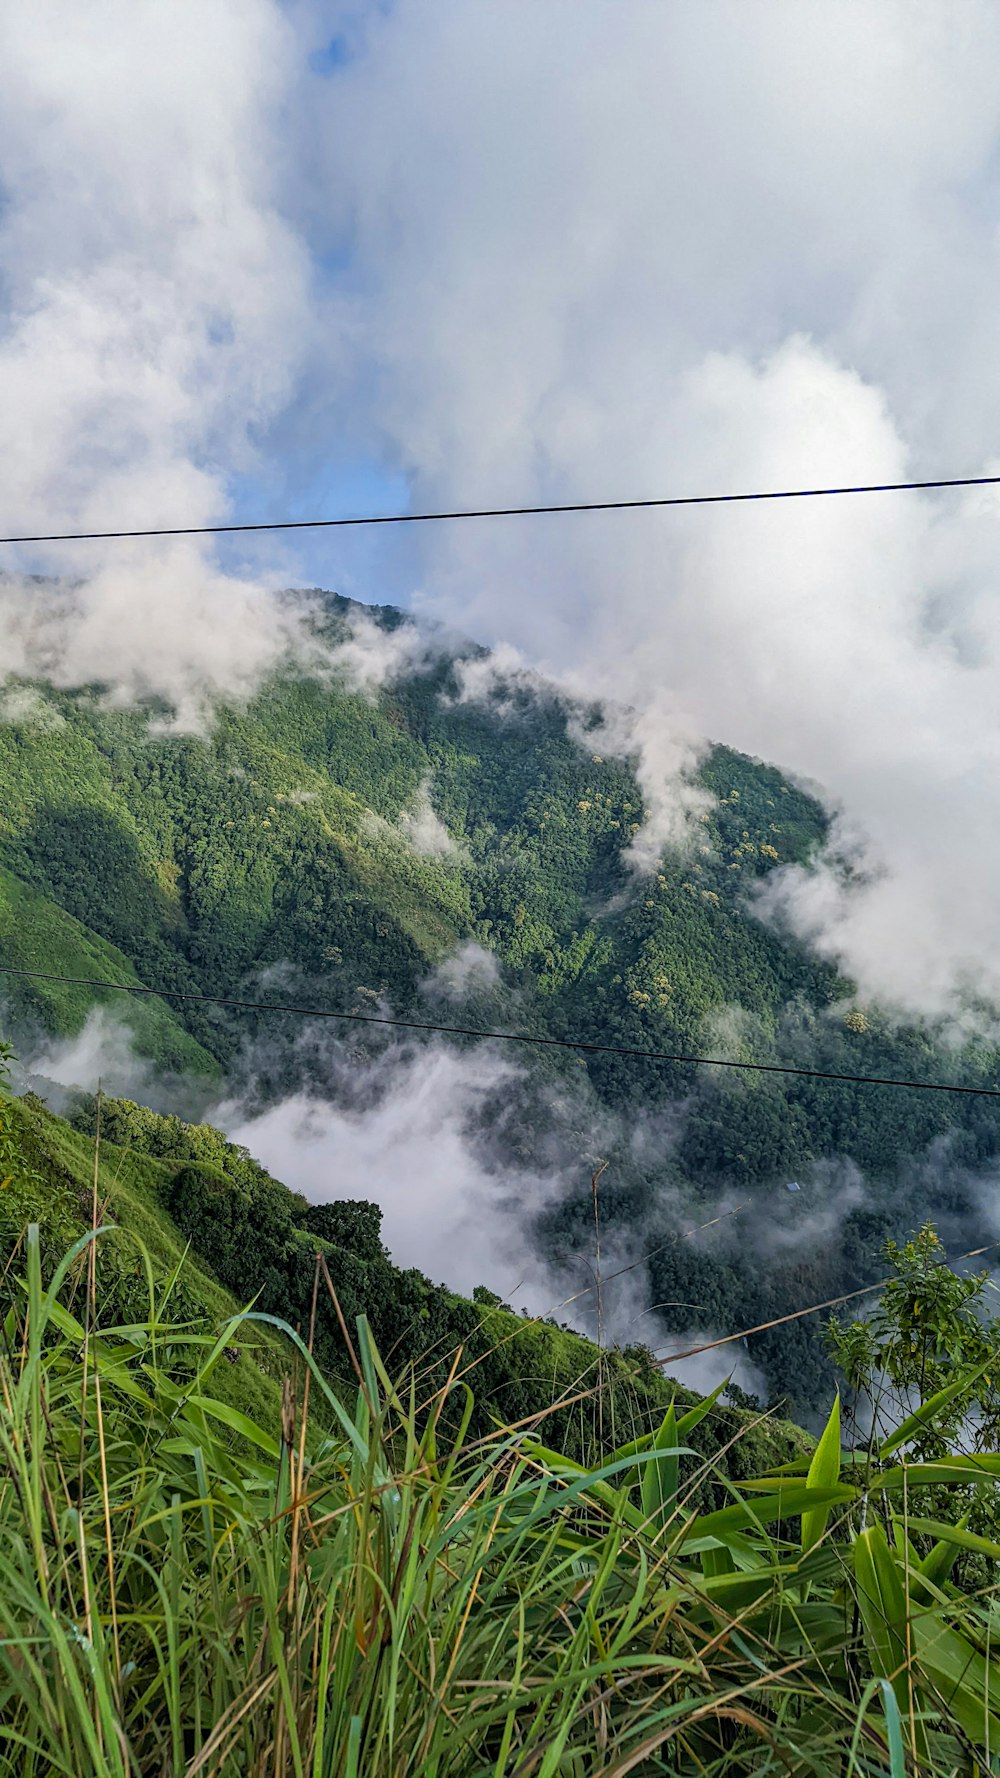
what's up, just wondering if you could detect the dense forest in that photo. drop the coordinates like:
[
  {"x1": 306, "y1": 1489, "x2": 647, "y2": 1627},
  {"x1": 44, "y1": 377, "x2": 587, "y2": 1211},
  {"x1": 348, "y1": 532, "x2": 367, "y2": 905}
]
[{"x1": 1, "y1": 592, "x2": 999, "y2": 1415}]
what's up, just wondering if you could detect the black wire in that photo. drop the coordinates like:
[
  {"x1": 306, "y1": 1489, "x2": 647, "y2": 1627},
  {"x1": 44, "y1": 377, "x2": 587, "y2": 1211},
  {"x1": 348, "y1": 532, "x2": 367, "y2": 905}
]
[
  {"x1": 656, "y1": 1232, "x2": 1000, "y2": 1365},
  {"x1": 3, "y1": 471, "x2": 1000, "y2": 546},
  {"x1": 4, "y1": 964, "x2": 1000, "y2": 1100}
]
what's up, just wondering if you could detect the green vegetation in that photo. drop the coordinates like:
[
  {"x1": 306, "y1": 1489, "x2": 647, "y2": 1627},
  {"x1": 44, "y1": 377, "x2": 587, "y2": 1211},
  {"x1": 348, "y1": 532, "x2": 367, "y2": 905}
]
[
  {"x1": 6, "y1": 1078, "x2": 806, "y2": 1486},
  {"x1": 0, "y1": 864, "x2": 217, "y2": 1076},
  {"x1": 2, "y1": 598, "x2": 1000, "y2": 1413},
  {"x1": 5, "y1": 1102, "x2": 1000, "y2": 1773}
]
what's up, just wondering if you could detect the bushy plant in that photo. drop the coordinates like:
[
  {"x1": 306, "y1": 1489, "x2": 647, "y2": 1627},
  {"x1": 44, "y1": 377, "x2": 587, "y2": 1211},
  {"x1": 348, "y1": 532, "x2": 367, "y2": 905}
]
[{"x1": 3, "y1": 1219, "x2": 1000, "y2": 1774}]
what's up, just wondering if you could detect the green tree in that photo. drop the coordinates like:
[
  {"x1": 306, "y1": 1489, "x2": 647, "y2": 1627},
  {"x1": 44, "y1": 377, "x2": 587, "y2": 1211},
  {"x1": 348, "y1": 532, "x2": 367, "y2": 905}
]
[{"x1": 827, "y1": 1222, "x2": 1000, "y2": 1460}]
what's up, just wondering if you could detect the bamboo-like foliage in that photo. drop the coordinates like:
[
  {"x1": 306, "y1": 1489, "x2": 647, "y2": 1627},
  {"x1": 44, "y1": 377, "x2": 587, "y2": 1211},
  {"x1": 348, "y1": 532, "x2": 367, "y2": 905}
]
[{"x1": 2, "y1": 1224, "x2": 1000, "y2": 1775}]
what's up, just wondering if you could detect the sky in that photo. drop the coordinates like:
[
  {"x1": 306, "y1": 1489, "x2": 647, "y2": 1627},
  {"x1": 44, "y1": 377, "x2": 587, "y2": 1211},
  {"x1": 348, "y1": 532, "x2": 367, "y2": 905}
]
[{"x1": 4, "y1": 0, "x2": 1000, "y2": 1020}]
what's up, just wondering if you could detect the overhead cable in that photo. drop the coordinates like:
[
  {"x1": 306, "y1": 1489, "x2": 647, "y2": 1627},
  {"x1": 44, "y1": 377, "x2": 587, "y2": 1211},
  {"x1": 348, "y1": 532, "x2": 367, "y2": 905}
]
[
  {"x1": 2, "y1": 471, "x2": 1000, "y2": 546},
  {"x1": 3, "y1": 964, "x2": 1000, "y2": 1101},
  {"x1": 656, "y1": 1236, "x2": 1000, "y2": 1369}
]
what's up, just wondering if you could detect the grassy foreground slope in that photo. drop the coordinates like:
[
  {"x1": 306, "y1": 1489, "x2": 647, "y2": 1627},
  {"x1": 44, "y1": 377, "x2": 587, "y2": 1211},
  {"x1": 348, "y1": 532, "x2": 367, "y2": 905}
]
[
  {"x1": 5, "y1": 1100, "x2": 1000, "y2": 1773},
  {"x1": 5, "y1": 1089, "x2": 284, "y2": 1430}
]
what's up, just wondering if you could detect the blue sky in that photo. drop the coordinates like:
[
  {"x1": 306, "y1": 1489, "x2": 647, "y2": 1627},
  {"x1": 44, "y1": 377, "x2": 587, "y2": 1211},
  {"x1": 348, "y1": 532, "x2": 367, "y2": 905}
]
[{"x1": 221, "y1": 456, "x2": 415, "y2": 603}]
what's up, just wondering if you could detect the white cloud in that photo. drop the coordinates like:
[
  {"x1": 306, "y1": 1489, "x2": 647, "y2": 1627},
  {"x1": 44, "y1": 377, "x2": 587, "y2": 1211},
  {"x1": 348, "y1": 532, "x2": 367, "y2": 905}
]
[
  {"x1": 11, "y1": 2, "x2": 1000, "y2": 1010},
  {"x1": 0, "y1": 0, "x2": 327, "y2": 721},
  {"x1": 0, "y1": 683, "x2": 64, "y2": 730},
  {"x1": 217, "y1": 1043, "x2": 568, "y2": 1305},
  {"x1": 424, "y1": 941, "x2": 500, "y2": 1002},
  {"x1": 657, "y1": 1328, "x2": 767, "y2": 1404},
  {"x1": 23, "y1": 1006, "x2": 157, "y2": 1102},
  {"x1": 328, "y1": 607, "x2": 439, "y2": 699},
  {"x1": 0, "y1": 568, "x2": 329, "y2": 731},
  {"x1": 448, "y1": 643, "x2": 550, "y2": 714},
  {"x1": 213, "y1": 1018, "x2": 780, "y2": 1387},
  {"x1": 398, "y1": 774, "x2": 461, "y2": 858}
]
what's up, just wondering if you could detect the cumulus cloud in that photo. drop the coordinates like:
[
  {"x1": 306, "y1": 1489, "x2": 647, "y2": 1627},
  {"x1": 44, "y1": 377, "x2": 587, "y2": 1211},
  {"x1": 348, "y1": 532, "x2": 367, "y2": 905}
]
[
  {"x1": 16, "y1": 1, "x2": 1000, "y2": 1403},
  {"x1": 0, "y1": 569, "x2": 330, "y2": 731},
  {"x1": 0, "y1": 1, "x2": 329, "y2": 722},
  {"x1": 12, "y1": 2, "x2": 1000, "y2": 1011},
  {"x1": 303, "y1": 1, "x2": 1000, "y2": 1021}
]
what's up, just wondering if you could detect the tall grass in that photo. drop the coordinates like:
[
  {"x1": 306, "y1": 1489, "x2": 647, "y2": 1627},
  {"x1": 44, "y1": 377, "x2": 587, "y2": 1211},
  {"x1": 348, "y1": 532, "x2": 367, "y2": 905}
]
[{"x1": 2, "y1": 1223, "x2": 1000, "y2": 1775}]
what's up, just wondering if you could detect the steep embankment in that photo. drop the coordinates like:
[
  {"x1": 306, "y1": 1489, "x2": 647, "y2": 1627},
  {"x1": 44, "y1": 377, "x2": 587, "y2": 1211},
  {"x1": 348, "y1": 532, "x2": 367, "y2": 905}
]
[{"x1": 4, "y1": 1087, "x2": 810, "y2": 1482}]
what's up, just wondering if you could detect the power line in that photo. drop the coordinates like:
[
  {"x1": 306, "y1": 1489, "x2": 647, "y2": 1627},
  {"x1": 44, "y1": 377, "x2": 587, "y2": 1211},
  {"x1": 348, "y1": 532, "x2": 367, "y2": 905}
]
[
  {"x1": 656, "y1": 1235, "x2": 1000, "y2": 1370},
  {"x1": 4, "y1": 963, "x2": 1000, "y2": 1101},
  {"x1": 3, "y1": 471, "x2": 1000, "y2": 547}
]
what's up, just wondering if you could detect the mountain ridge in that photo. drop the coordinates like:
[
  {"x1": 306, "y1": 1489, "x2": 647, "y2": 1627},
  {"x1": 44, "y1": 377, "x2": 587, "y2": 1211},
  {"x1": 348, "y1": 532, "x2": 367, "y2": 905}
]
[{"x1": 1, "y1": 593, "x2": 997, "y2": 1413}]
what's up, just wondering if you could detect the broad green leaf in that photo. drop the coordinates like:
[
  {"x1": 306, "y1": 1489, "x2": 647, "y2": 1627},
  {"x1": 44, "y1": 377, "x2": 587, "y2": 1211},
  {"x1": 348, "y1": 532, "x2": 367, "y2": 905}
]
[
  {"x1": 853, "y1": 1524, "x2": 909, "y2": 1715},
  {"x1": 879, "y1": 1361, "x2": 989, "y2": 1458},
  {"x1": 640, "y1": 1400, "x2": 679, "y2": 1530},
  {"x1": 520, "y1": 1440, "x2": 588, "y2": 1477},
  {"x1": 675, "y1": 1379, "x2": 728, "y2": 1438},
  {"x1": 755, "y1": 1457, "x2": 812, "y2": 1480},
  {"x1": 918, "y1": 1539, "x2": 963, "y2": 1592},
  {"x1": 697, "y1": 1542, "x2": 842, "y2": 1609},
  {"x1": 684, "y1": 1484, "x2": 856, "y2": 1548},
  {"x1": 180, "y1": 1394, "x2": 281, "y2": 1460},
  {"x1": 802, "y1": 1393, "x2": 840, "y2": 1554},
  {"x1": 700, "y1": 1542, "x2": 736, "y2": 1580},
  {"x1": 902, "y1": 1515, "x2": 1000, "y2": 1564},
  {"x1": 910, "y1": 1612, "x2": 1000, "y2": 1751},
  {"x1": 872, "y1": 1454, "x2": 1000, "y2": 1492}
]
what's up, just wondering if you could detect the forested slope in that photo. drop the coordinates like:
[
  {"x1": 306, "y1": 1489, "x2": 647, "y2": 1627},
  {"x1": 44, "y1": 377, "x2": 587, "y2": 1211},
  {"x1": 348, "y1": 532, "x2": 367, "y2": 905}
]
[{"x1": 2, "y1": 593, "x2": 999, "y2": 1414}]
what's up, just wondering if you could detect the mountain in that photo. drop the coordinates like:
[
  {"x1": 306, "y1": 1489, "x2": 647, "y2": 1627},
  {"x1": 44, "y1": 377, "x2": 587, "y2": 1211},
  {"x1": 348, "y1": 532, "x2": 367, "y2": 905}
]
[{"x1": 1, "y1": 593, "x2": 997, "y2": 1415}]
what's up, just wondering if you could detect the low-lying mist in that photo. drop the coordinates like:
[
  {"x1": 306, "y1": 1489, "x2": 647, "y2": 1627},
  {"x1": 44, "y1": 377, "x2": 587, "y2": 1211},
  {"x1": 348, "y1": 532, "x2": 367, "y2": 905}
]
[{"x1": 19, "y1": 943, "x2": 1000, "y2": 1418}]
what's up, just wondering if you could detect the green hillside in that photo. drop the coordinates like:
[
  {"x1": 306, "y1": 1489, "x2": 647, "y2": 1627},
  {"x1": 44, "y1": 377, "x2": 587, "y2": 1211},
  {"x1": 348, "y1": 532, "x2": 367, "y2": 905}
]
[
  {"x1": 1, "y1": 594, "x2": 999, "y2": 1414},
  {"x1": 3, "y1": 1075, "x2": 809, "y2": 1486},
  {"x1": 0, "y1": 863, "x2": 218, "y2": 1075}
]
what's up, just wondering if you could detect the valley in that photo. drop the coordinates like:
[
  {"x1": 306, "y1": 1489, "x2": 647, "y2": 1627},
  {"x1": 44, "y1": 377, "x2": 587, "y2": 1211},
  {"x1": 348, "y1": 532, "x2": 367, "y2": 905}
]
[{"x1": 2, "y1": 595, "x2": 996, "y2": 1416}]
